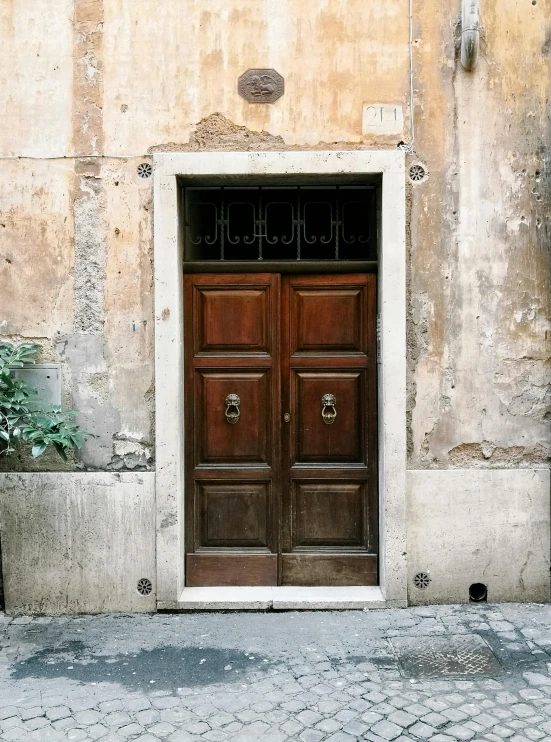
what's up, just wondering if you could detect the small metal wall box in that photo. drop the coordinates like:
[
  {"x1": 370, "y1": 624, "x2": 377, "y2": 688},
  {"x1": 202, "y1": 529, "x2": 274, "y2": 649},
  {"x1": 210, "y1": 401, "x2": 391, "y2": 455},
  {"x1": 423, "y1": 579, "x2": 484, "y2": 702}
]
[
  {"x1": 10, "y1": 364, "x2": 62, "y2": 410},
  {"x1": 238, "y1": 69, "x2": 284, "y2": 104}
]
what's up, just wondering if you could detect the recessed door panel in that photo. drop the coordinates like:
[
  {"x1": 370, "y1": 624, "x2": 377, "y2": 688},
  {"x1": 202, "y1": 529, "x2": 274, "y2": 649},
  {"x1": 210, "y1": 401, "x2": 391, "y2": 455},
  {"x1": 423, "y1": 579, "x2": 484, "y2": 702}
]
[
  {"x1": 290, "y1": 285, "x2": 368, "y2": 355},
  {"x1": 195, "y1": 370, "x2": 271, "y2": 465},
  {"x1": 293, "y1": 371, "x2": 365, "y2": 464},
  {"x1": 292, "y1": 481, "x2": 366, "y2": 548},
  {"x1": 197, "y1": 481, "x2": 272, "y2": 548},
  {"x1": 194, "y1": 285, "x2": 271, "y2": 355}
]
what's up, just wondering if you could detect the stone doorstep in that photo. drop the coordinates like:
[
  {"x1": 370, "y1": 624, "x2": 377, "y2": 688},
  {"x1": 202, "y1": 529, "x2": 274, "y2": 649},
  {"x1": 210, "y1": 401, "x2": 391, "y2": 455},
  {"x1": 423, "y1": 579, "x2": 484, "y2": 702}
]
[{"x1": 157, "y1": 586, "x2": 407, "y2": 611}]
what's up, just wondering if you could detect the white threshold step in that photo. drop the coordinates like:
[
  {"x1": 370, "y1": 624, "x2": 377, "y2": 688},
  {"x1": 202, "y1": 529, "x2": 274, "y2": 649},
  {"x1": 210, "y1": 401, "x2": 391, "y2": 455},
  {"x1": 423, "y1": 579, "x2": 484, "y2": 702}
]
[{"x1": 158, "y1": 586, "x2": 406, "y2": 611}]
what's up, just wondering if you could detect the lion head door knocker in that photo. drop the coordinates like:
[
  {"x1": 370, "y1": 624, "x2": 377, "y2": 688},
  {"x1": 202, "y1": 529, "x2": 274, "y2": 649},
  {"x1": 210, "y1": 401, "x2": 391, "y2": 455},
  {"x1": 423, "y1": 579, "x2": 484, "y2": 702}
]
[
  {"x1": 321, "y1": 394, "x2": 337, "y2": 425},
  {"x1": 225, "y1": 394, "x2": 241, "y2": 424}
]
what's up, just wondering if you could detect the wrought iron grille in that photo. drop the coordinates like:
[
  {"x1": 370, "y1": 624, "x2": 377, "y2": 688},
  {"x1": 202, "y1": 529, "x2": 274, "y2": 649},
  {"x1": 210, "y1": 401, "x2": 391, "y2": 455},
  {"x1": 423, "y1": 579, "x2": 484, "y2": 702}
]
[{"x1": 183, "y1": 186, "x2": 377, "y2": 261}]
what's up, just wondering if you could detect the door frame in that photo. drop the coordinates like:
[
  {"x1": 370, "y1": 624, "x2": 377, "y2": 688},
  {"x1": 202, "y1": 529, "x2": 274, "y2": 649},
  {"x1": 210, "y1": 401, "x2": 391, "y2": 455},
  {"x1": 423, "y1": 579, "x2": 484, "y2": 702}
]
[{"x1": 153, "y1": 150, "x2": 407, "y2": 608}]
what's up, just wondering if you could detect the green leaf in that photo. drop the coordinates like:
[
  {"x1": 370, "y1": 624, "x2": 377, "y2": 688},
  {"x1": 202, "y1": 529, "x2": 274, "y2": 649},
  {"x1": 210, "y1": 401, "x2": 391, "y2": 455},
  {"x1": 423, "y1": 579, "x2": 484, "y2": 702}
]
[
  {"x1": 0, "y1": 430, "x2": 9, "y2": 442},
  {"x1": 52, "y1": 441, "x2": 68, "y2": 461},
  {"x1": 31, "y1": 441, "x2": 48, "y2": 457}
]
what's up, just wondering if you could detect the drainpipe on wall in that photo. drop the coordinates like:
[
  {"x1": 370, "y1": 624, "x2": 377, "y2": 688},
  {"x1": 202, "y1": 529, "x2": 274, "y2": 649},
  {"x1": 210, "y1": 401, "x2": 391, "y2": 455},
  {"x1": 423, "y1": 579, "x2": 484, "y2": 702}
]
[{"x1": 461, "y1": 0, "x2": 480, "y2": 71}]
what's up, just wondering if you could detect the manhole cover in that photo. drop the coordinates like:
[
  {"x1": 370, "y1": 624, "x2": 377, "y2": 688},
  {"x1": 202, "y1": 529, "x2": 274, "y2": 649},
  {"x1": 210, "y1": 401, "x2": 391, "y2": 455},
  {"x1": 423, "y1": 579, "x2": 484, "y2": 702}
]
[{"x1": 391, "y1": 635, "x2": 502, "y2": 678}]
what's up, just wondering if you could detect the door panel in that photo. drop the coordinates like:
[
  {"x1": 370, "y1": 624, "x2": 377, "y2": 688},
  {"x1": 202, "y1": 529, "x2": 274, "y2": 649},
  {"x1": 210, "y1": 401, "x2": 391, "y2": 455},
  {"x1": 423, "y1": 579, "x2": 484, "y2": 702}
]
[
  {"x1": 196, "y1": 481, "x2": 272, "y2": 548},
  {"x1": 291, "y1": 481, "x2": 366, "y2": 547},
  {"x1": 195, "y1": 370, "x2": 271, "y2": 465},
  {"x1": 185, "y1": 272, "x2": 377, "y2": 587},
  {"x1": 185, "y1": 274, "x2": 280, "y2": 587},
  {"x1": 281, "y1": 554, "x2": 377, "y2": 587},
  {"x1": 194, "y1": 286, "x2": 271, "y2": 355},
  {"x1": 291, "y1": 288, "x2": 367, "y2": 355},
  {"x1": 186, "y1": 554, "x2": 278, "y2": 587},
  {"x1": 292, "y1": 370, "x2": 365, "y2": 464}
]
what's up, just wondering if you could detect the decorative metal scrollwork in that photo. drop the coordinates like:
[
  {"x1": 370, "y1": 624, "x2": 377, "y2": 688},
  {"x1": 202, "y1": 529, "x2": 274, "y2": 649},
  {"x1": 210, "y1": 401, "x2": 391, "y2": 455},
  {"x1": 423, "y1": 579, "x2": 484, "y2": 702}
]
[
  {"x1": 321, "y1": 394, "x2": 337, "y2": 425},
  {"x1": 184, "y1": 186, "x2": 376, "y2": 262},
  {"x1": 225, "y1": 394, "x2": 241, "y2": 424}
]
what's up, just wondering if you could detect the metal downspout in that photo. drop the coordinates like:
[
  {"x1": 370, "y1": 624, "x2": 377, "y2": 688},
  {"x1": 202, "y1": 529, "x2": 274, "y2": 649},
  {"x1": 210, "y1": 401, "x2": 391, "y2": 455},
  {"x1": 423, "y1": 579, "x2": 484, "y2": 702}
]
[{"x1": 461, "y1": 0, "x2": 480, "y2": 70}]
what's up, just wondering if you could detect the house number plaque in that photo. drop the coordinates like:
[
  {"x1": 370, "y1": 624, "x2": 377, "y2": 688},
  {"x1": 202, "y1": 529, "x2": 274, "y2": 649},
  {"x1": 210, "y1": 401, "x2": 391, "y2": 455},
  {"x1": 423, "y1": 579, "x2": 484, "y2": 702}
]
[{"x1": 238, "y1": 69, "x2": 284, "y2": 104}]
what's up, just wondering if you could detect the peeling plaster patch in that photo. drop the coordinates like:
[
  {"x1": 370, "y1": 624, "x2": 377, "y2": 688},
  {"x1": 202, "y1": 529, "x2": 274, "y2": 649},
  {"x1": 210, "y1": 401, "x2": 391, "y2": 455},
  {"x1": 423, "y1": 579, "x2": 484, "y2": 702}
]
[
  {"x1": 148, "y1": 113, "x2": 285, "y2": 153},
  {"x1": 406, "y1": 292, "x2": 430, "y2": 429},
  {"x1": 494, "y1": 360, "x2": 551, "y2": 422},
  {"x1": 108, "y1": 435, "x2": 152, "y2": 471},
  {"x1": 448, "y1": 442, "x2": 549, "y2": 468}
]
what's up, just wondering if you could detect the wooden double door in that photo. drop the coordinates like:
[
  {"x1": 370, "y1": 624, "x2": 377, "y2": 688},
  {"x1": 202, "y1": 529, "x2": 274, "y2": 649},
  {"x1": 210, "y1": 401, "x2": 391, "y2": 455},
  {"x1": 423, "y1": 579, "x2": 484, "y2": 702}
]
[{"x1": 184, "y1": 273, "x2": 378, "y2": 587}]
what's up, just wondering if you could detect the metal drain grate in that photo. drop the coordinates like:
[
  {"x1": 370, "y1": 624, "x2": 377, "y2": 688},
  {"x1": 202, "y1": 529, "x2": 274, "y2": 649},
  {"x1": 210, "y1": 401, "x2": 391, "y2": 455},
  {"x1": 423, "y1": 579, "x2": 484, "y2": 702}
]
[
  {"x1": 391, "y1": 635, "x2": 502, "y2": 678},
  {"x1": 137, "y1": 578, "x2": 153, "y2": 596},
  {"x1": 413, "y1": 572, "x2": 431, "y2": 589}
]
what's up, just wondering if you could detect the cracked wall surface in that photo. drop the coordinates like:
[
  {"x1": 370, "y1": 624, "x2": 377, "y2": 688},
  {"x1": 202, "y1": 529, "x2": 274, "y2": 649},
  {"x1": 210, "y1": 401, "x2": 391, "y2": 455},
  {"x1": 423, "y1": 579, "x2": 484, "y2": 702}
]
[{"x1": 0, "y1": 0, "x2": 549, "y2": 473}]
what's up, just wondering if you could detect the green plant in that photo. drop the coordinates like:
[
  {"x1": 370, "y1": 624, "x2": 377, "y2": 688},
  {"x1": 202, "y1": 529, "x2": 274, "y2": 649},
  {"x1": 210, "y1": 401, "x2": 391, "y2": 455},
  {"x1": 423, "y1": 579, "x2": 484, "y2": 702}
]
[{"x1": 0, "y1": 342, "x2": 94, "y2": 460}]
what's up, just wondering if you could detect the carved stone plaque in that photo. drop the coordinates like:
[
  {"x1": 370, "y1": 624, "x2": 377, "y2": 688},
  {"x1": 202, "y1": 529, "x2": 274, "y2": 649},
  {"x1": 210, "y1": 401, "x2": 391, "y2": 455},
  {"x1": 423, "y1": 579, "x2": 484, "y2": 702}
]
[{"x1": 238, "y1": 69, "x2": 284, "y2": 104}]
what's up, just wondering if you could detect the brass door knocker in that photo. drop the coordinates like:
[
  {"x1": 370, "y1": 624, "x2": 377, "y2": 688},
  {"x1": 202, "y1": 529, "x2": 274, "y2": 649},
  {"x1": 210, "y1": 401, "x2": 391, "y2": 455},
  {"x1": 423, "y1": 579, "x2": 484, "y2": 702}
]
[
  {"x1": 321, "y1": 393, "x2": 337, "y2": 424},
  {"x1": 225, "y1": 394, "x2": 241, "y2": 424}
]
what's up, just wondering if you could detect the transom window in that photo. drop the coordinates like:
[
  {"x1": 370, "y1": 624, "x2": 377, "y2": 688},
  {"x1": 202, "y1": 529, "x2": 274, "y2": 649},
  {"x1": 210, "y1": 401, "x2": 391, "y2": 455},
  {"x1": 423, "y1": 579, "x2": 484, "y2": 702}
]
[{"x1": 183, "y1": 185, "x2": 377, "y2": 262}]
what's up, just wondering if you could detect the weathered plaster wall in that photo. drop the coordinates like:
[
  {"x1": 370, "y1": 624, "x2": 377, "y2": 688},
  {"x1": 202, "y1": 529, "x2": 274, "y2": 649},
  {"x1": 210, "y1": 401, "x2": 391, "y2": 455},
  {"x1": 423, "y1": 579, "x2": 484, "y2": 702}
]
[
  {"x1": 0, "y1": 0, "x2": 550, "y2": 608},
  {"x1": 1, "y1": 0, "x2": 411, "y2": 471},
  {"x1": 409, "y1": 0, "x2": 551, "y2": 469}
]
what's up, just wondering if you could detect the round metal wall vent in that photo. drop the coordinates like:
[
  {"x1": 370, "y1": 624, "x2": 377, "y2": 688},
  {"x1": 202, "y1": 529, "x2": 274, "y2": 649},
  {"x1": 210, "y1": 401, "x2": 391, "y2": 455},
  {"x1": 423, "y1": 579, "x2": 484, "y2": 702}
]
[
  {"x1": 137, "y1": 578, "x2": 153, "y2": 596},
  {"x1": 137, "y1": 163, "x2": 153, "y2": 179},
  {"x1": 413, "y1": 572, "x2": 431, "y2": 589},
  {"x1": 408, "y1": 164, "x2": 426, "y2": 183}
]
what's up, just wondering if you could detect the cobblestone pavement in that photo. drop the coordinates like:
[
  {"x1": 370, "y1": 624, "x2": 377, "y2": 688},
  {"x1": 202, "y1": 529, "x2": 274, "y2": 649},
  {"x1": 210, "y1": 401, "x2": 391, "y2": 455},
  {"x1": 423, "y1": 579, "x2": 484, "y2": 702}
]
[{"x1": 2, "y1": 604, "x2": 551, "y2": 741}]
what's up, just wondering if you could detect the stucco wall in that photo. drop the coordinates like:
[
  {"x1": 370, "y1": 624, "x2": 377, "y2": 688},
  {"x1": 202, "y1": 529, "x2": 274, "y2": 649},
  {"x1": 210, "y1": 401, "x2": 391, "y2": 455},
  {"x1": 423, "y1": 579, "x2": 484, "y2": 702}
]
[
  {"x1": 1, "y1": 0, "x2": 548, "y2": 472},
  {"x1": 0, "y1": 0, "x2": 549, "y2": 607}
]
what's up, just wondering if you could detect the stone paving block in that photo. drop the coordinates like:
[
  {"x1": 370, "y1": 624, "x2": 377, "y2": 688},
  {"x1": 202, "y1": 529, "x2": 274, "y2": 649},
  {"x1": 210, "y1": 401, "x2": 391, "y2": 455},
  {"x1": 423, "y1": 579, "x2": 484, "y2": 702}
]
[
  {"x1": 523, "y1": 729, "x2": 545, "y2": 740},
  {"x1": 136, "y1": 709, "x2": 162, "y2": 725},
  {"x1": 66, "y1": 729, "x2": 90, "y2": 741},
  {"x1": 124, "y1": 697, "x2": 151, "y2": 712},
  {"x1": 444, "y1": 723, "x2": 476, "y2": 740},
  {"x1": 0, "y1": 716, "x2": 22, "y2": 731},
  {"x1": 299, "y1": 730, "x2": 325, "y2": 742},
  {"x1": 371, "y1": 719, "x2": 404, "y2": 739},
  {"x1": 19, "y1": 706, "x2": 45, "y2": 721},
  {"x1": 489, "y1": 725, "x2": 515, "y2": 737},
  {"x1": 88, "y1": 724, "x2": 111, "y2": 739},
  {"x1": 166, "y1": 732, "x2": 198, "y2": 742},
  {"x1": 408, "y1": 721, "x2": 437, "y2": 739},
  {"x1": 74, "y1": 710, "x2": 102, "y2": 726},
  {"x1": 1, "y1": 729, "x2": 27, "y2": 741},
  {"x1": 388, "y1": 709, "x2": 417, "y2": 727}
]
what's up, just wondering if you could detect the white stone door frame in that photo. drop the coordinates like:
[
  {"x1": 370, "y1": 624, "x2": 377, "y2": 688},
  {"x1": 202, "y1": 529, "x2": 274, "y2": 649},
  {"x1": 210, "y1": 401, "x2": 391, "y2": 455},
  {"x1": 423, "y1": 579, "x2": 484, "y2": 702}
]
[{"x1": 153, "y1": 151, "x2": 407, "y2": 609}]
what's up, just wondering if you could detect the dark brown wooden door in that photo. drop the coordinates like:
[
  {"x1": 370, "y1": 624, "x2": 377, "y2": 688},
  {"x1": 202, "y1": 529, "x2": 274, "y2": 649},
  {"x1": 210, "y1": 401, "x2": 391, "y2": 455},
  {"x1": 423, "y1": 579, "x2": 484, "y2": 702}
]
[
  {"x1": 281, "y1": 275, "x2": 377, "y2": 585},
  {"x1": 185, "y1": 273, "x2": 377, "y2": 587},
  {"x1": 184, "y1": 274, "x2": 280, "y2": 586}
]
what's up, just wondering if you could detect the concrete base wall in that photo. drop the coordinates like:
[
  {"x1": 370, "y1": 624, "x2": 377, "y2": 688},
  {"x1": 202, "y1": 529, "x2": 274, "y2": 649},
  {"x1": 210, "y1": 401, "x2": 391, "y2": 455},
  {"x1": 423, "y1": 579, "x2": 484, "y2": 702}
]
[
  {"x1": 0, "y1": 473, "x2": 156, "y2": 615},
  {"x1": 407, "y1": 469, "x2": 550, "y2": 605},
  {"x1": 0, "y1": 469, "x2": 549, "y2": 614}
]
